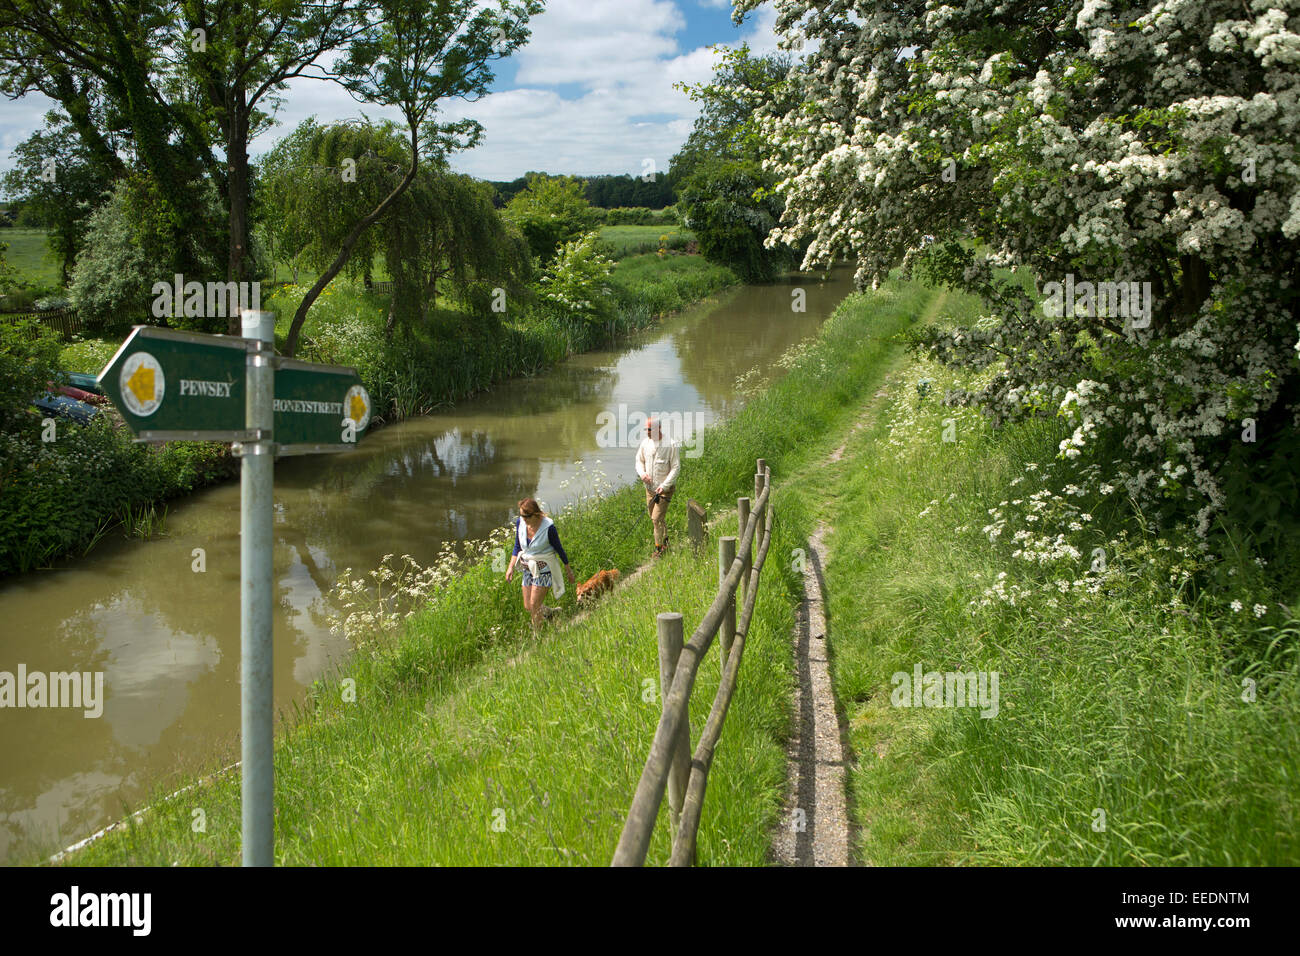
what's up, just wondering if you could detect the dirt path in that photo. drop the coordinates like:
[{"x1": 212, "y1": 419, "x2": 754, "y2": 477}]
[
  {"x1": 772, "y1": 288, "x2": 948, "y2": 866},
  {"x1": 771, "y1": 520, "x2": 851, "y2": 866}
]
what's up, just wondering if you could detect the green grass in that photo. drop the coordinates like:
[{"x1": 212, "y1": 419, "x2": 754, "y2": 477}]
[
  {"x1": 598, "y1": 225, "x2": 693, "y2": 259},
  {"x1": 1, "y1": 227, "x2": 64, "y2": 290},
  {"x1": 56, "y1": 271, "x2": 924, "y2": 866},
  {"x1": 608, "y1": 253, "x2": 737, "y2": 322},
  {"x1": 793, "y1": 288, "x2": 1300, "y2": 866},
  {"x1": 60, "y1": 338, "x2": 120, "y2": 374}
]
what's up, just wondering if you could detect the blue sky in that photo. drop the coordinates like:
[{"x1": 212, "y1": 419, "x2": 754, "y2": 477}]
[{"x1": 0, "y1": 0, "x2": 780, "y2": 183}]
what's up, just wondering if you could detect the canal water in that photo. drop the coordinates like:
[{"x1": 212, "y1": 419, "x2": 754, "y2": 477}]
[{"x1": 0, "y1": 267, "x2": 855, "y2": 861}]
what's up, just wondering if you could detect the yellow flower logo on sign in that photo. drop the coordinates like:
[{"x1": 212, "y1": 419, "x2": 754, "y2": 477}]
[
  {"x1": 119, "y1": 352, "x2": 165, "y2": 417},
  {"x1": 344, "y1": 384, "x2": 371, "y2": 432}
]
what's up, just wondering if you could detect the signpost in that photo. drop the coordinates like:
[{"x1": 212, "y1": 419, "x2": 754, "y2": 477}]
[{"x1": 98, "y1": 313, "x2": 371, "y2": 866}]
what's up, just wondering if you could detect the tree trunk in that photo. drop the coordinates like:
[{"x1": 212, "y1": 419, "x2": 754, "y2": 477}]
[{"x1": 226, "y1": 86, "x2": 251, "y2": 335}]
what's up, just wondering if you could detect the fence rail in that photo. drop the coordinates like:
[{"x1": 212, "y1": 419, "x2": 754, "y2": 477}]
[
  {"x1": 0, "y1": 307, "x2": 83, "y2": 341},
  {"x1": 612, "y1": 457, "x2": 775, "y2": 866}
]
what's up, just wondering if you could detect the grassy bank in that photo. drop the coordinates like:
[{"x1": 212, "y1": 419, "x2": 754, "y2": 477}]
[
  {"x1": 787, "y1": 289, "x2": 1300, "y2": 865},
  {"x1": 57, "y1": 272, "x2": 924, "y2": 865}
]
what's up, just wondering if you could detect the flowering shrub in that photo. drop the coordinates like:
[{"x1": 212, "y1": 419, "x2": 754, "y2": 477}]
[
  {"x1": 734, "y1": 0, "x2": 1300, "y2": 545},
  {"x1": 537, "y1": 231, "x2": 616, "y2": 325},
  {"x1": 884, "y1": 351, "x2": 1279, "y2": 625}
]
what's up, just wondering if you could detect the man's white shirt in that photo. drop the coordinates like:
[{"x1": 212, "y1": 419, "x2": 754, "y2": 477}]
[{"x1": 636, "y1": 434, "x2": 680, "y2": 491}]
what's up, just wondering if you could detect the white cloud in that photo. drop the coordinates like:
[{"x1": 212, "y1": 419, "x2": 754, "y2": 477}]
[{"x1": 1, "y1": 1, "x2": 783, "y2": 182}]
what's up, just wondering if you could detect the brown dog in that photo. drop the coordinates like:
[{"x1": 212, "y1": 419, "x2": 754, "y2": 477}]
[{"x1": 576, "y1": 568, "x2": 620, "y2": 604}]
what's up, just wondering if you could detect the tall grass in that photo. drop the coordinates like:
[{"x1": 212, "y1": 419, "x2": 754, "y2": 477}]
[{"x1": 810, "y1": 291, "x2": 1300, "y2": 865}]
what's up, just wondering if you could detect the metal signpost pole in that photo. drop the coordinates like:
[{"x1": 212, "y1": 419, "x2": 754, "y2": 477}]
[
  {"x1": 97, "y1": 313, "x2": 370, "y2": 866},
  {"x1": 238, "y1": 310, "x2": 276, "y2": 866}
]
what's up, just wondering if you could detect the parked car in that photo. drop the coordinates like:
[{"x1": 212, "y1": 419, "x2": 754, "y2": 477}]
[{"x1": 32, "y1": 392, "x2": 100, "y2": 425}]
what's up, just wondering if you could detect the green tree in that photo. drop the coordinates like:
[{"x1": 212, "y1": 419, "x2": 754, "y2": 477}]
[
  {"x1": 284, "y1": 0, "x2": 543, "y2": 357},
  {"x1": 501, "y1": 173, "x2": 596, "y2": 264},
  {"x1": 0, "y1": 111, "x2": 113, "y2": 284},
  {"x1": 670, "y1": 44, "x2": 801, "y2": 280},
  {"x1": 70, "y1": 175, "x2": 225, "y2": 335},
  {"x1": 175, "y1": 0, "x2": 375, "y2": 331},
  {"x1": 0, "y1": 0, "x2": 221, "y2": 279},
  {"x1": 677, "y1": 156, "x2": 790, "y2": 283},
  {"x1": 259, "y1": 117, "x2": 411, "y2": 287},
  {"x1": 383, "y1": 167, "x2": 533, "y2": 336}
]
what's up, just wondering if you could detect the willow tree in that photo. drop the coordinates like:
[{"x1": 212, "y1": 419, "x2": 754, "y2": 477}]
[
  {"x1": 259, "y1": 118, "x2": 410, "y2": 286},
  {"x1": 283, "y1": 0, "x2": 544, "y2": 357},
  {"x1": 382, "y1": 168, "x2": 533, "y2": 336},
  {"x1": 262, "y1": 118, "x2": 533, "y2": 336}
]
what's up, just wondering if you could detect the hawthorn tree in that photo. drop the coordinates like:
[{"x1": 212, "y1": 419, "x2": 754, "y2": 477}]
[{"x1": 736, "y1": 0, "x2": 1300, "y2": 543}]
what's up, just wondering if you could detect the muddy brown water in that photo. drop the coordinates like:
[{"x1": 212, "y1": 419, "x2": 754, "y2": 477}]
[{"x1": 0, "y1": 268, "x2": 855, "y2": 861}]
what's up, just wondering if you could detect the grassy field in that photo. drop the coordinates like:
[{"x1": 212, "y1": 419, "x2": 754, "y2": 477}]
[
  {"x1": 1, "y1": 227, "x2": 63, "y2": 290},
  {"x1": 598, "y1": 225, "x2": 692, "y2": 259},
  {"x1": 57, "y1": 270, "x2": 922, "y2": 866}
]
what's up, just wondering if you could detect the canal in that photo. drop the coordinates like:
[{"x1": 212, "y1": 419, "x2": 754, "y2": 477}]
[{"x1": 0, "y1": 267, "x2": 856, "y2": 861}]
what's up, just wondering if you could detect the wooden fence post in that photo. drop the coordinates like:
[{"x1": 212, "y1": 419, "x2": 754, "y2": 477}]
[
  {"x1": 657, "y1": 612, "x2": 691, "y2": 840},
  {"x1": 719, "y1": 536, "x2": 736, "y2": 676},
  {"x1": 737, "y1": 496, "x2": 751, "y2": 605},
  {"x1": 687, "y1": 499, "x2": 707, "y2": 553},
  {"x1": 754, "y1": 459, "x2": 767, "y2": 532}
]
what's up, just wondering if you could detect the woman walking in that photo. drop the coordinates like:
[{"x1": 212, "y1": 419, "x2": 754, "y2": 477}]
[{"x1": 505, "y1": 497, "x2": 575, "y2": 630}]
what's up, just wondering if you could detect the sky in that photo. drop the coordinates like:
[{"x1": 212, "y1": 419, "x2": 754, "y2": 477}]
[{"x1": 0, "y1": 0, "x2": 781, "y2": 183}]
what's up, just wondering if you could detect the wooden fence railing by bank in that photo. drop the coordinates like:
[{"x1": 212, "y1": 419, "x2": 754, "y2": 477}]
[{"x1": 612, "y1": 457, "x2": 775, "y2": 866}]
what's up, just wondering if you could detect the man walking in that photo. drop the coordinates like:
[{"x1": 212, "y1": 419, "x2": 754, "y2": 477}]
[{"x1": 636, "y1": 416, "x2": 680, "y2": 558}]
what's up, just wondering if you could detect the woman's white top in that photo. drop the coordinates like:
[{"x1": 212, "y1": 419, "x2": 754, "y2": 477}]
[{"x1": 516, "y1": 515, "x2": 565, "y2": 598}]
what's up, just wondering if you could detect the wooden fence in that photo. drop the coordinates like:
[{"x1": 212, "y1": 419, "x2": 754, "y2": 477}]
[
  {"x1": 612, "y1": 457, "x2": 775, "y2": 866},
  {"x1": 0, "y1": 307, "x2": 83, "y2": 341}
]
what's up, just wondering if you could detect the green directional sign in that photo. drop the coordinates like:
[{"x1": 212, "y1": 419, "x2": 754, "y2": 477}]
[
  {"x1": 273, "y1": 357, "x2": 372, "y2": 453},
  {"x1": 98, "y1": 326, "x2": 248, "y2": 440},
  {"x1": 97, "y1": 325, "x2": 372, "y2": 452},
  {"x1": 96, "y1": 313, "x2": 372, "y2": 868}
]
